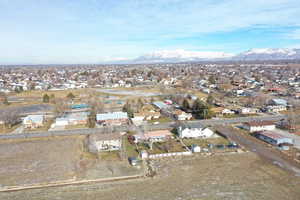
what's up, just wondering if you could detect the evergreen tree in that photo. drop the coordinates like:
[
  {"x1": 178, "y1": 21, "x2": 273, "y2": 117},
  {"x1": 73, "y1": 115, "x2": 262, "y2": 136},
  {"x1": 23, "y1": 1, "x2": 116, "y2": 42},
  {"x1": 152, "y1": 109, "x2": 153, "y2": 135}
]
[
  {"x1": 208, "y1": 75, "x2": 216, "y2": 84},
  {"x1": 43, "y1": 94, "x2": 50, "y2": 103},
  {"x1": 66, "y1": 92, "x2": 75, "y2": 100},
  {"x1": 206, "y1": 95, "x2": 215, "y2": 105},
  {"x1": 182, "y1": 98, "x2": 190, "y2": 111},
  {"x1": 122, "y1": 102, "x2": 134, "y2": 118},
  {"x1": 192, "y1": 99, "x2": 213, "y2": 119}
]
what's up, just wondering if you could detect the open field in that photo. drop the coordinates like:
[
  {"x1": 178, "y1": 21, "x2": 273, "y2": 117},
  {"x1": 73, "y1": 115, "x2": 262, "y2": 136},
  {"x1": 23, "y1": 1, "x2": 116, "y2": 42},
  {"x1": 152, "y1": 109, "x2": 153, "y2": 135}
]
[
  {"x1": 12, "y1": 89, "x2": 92, "y2": 98},
  {"x1": 1, "y1": 153, "x2": 300, "y2": 200},
  {"x1": 0, "y1": 136, "x2": 84, "y2": 187},
  {"x1": 0, "y1": 124, "x2": 21, "y2": 134},
  {"x1": 0, "y1": 135, "x2": 143, "y2": 189}
]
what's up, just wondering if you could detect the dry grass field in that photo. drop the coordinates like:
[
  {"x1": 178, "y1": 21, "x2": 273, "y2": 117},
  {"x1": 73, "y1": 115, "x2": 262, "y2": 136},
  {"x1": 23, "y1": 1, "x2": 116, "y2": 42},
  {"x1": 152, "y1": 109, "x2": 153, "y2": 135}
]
[
  {"x1": 1, "y1": 153, "x2": 300, "y2": 200},
  {"x1": 0, "y1": 135, "x2": 143, "y2": 189},
  {"x1": 0, "y1": 136, "x2": 84, "y2": 187}
]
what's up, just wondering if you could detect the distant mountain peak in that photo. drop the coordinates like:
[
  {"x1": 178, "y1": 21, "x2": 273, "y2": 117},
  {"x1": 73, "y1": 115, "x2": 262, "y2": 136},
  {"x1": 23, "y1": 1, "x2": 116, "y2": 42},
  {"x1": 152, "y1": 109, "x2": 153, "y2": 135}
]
[
  {"x1": 134, "y1": 49, "x2": 234, "y2": 63},
  {"x1": 235, "y1": 48, "x2": 300, "y2": 60},
  {"x1": 113, "y1": 48, "x2": 300, "y2": 64}
]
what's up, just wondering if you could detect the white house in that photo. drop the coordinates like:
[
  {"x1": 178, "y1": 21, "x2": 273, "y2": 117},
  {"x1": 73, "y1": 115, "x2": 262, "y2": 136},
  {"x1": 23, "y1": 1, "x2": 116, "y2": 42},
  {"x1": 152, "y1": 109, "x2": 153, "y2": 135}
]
[
  {"x1": 54, "y1": 112, "x2": 89, "y2": 126},
  {"x1": 191, "y1": 144, "x2": 201, "y2": 153},
  {"x1": 238, "y1": 107, "x2": 259, "y2": 115},
  {"x1": 23, "y1": 115, "x2": 44, "y2": 129},
  {"x1": 177, "y1": 124, "x2": 216, "y2": 138},
  {"x1": 88, "y1": 133, "x2": 122, "y2": 152},
  {"x1": 266, "y1": 105, "x2": 287, "y2": 113},
  {"x1": 222, "y1": 108, "x2": 235, "y2": 115},
  {"x1": 243, "y1": 121, "x2": 276, "y2": 133}
]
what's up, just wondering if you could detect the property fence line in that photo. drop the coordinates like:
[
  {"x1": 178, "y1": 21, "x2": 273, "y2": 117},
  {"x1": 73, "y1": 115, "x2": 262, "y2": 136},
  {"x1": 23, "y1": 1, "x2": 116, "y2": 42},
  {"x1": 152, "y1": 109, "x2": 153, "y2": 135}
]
[{"x1": 148, "y1": 151, "x2": 192, "y2": 159}]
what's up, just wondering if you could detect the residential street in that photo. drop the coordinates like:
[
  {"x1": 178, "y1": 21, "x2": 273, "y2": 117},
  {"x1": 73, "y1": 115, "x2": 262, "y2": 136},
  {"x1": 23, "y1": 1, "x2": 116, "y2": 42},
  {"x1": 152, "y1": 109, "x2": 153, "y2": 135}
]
[
  {"x1": 0, "y1": 114, "x2": 287, "y2": 140},
  {"x1": 216, "y1": 126, "x2": 300, "y2": 176}
]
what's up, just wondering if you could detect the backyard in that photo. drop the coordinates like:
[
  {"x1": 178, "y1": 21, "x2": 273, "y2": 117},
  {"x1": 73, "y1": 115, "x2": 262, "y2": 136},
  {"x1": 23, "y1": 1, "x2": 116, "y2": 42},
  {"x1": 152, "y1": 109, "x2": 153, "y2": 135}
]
[{"x1": 137, "y1": 139, "x2": 186, "y2": 154}]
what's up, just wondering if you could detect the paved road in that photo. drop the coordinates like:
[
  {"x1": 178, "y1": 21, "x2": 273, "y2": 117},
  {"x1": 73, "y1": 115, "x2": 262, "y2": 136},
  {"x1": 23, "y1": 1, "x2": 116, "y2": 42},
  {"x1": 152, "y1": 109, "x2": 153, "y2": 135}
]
[
  {"x1": 0, "y1": 114, "x2": 286, "y2": 140},
  {"x1": 216, "y1": 126, "x2": 300, "y2": 176}
]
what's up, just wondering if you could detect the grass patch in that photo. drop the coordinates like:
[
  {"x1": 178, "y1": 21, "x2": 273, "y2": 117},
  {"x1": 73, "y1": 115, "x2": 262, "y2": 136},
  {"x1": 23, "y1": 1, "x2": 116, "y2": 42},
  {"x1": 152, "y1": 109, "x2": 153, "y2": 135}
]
[
  {"x1": 148, "y1": 117, "x2": 172, "y2": 124},
  {"x1": 124, "y1": 136, "x2": 139, "y2": 157},
  {"x1": 98, "y1": 151, "x2": 121, "y2": 161},
  {"x1": 183, "y1": 137, "x2": 230, "y2": 148}
]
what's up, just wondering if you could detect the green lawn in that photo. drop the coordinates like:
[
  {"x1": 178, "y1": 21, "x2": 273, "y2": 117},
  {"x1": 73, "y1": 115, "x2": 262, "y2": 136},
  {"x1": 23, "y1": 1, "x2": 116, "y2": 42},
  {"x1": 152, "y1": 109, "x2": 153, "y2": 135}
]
[{"x1": 123, "y1": 136, "x2": 139, "y2": 157}]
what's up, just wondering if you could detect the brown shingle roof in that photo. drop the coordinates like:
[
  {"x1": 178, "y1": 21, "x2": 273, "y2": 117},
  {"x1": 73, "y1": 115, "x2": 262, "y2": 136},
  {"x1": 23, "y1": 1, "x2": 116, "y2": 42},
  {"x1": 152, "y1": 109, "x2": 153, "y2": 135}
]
[{"x1": 244, "y1": 121, "x2": 274, "y2": 127}]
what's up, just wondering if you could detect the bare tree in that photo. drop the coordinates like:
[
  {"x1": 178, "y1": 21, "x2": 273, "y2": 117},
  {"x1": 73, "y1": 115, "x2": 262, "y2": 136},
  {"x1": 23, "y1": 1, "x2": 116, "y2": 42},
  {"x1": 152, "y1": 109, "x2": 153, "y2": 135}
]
[
  {"x1": 54, "y1": 98, "x2": 68, "y2": 117},
  {"x1": 0, "y1": 110, "x2": 19, "y2": 128}
]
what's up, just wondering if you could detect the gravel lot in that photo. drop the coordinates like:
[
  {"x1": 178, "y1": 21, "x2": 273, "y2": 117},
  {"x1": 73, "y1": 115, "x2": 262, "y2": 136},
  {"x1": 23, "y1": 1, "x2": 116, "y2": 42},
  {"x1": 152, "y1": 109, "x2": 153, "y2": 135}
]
[{"x1": 1, "y1": 152, "x2": 300, "y2": 200}]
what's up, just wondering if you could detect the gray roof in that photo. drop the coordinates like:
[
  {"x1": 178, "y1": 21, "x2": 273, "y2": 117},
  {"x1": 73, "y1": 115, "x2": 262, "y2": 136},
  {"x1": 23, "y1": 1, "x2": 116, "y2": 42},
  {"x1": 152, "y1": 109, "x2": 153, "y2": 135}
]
[
  {"x1": 24, "y1": 115, "x2": 44, "y2": 123},
  {"x1": 96, "y1": 112, "x2": 128, "y2": 121},
  {"x1": 153, "y1": 101, "x2": 168, "y2": 109},
  {"x1": 271, "y1": 99, "x2": 287, "y2": 106},
  {"x1": 178, "y1": 123, "x2": 205, "y2": 129}
]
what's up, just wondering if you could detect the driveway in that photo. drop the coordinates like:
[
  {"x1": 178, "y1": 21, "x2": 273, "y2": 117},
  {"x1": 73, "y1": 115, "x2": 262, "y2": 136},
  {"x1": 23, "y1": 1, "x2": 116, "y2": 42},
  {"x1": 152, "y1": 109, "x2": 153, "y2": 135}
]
[{"x1": 10, "y1": 125, "x2": 24, "y2": 134}]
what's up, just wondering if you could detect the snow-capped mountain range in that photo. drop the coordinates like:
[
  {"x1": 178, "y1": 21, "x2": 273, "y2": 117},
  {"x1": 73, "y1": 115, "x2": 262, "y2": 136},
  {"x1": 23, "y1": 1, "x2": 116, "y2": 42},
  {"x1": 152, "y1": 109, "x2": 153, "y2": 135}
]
[
  {"x1": 134, "y1": 49, "x2": 234, "y2": 63},
  {"x1": 234, "y1": 48, "x2": 300, "y2": 61},
  {"x1": 127, "y1": 48, "x2": 300, "y2": 63}
]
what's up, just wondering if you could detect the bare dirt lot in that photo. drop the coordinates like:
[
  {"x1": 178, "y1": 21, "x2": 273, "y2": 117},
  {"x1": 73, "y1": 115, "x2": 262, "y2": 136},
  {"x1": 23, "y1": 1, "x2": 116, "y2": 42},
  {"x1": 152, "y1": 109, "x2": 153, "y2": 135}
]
[
  {"x1": 1, "y1": 153, "x2": 300, "y2": 200},
  {"x1": 0, "y1": 136, "x2": 84, "y2": 187},
  {"x1": 0, "y1": 136, "x2": 143, "y2": 189}
]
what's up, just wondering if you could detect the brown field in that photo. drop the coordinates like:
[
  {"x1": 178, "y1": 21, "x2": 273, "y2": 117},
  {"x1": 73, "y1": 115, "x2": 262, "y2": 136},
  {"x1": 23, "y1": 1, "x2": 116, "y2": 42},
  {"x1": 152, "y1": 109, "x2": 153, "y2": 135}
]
[
  {"x1": 0, "y1": 135, "x2": 143, "y2": 189},
  {"x1": 0, "y1": 136, "x2": 84, "y2": 187},
  {"x1": 1, "y1": 153, "x2": 300, "y2": 200}
]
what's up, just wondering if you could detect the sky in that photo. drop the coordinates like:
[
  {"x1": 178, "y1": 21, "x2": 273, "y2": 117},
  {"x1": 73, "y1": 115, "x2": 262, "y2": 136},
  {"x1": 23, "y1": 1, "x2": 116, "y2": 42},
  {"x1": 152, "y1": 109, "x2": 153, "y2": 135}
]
[{"x1": 1, "y1": 0, "x2": 300, "y2": 64}]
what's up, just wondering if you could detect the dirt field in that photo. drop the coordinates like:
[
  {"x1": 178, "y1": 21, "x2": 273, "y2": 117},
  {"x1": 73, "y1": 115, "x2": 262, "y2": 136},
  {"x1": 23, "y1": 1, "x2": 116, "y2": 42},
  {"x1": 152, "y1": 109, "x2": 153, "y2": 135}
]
[
  {"x1": 1, "y1": 152, "x2": 300, "y2": 200},
  {"x1": 0, "y1": 136, "x2": 84, "y2": 187},
  {"x1": 0, "y1": 136, "x2": 143, "y2": 189}
]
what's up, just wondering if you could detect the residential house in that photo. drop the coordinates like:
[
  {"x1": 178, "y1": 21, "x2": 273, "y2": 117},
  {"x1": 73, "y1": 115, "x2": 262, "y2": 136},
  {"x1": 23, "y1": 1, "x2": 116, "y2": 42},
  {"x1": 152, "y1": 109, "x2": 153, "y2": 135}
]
[
  {"x1": 55, "y1": 112, "x2": 89, "y2": 126},
  {"x1": 269, "y1": 98, "x2": 288, "y2": 106},
  {"x1": 88, "y1": 133, "x2": 122, "y2": 152},
  {"x1": 23, "y1": 115, "x2": 44, "y2": 129},
  {"x1": 238, "y1": 107, "x2": 259, "y2": 115},
  {"x1": 211, "y1": 107, "x2": 235, "y2": 117},
  {"x1": 266, "y1": 105, "x2": 287, "y2": 113},
  {"x1": 173, "y1": 110, "x2": 192, "y2": 121},
  {"x1": 134, "y1": 130, "x2": 173, "y2": 143},
  {"x1": 153, "y1": 101, "x2": 169, "y2": 110},
  {"x1": 177, "y1": 124, "x2": 216, "y2": 138},
  {"x1": 243, "y1": 121, "x2": 276, "y2": 132},
  {"x1": 96, "y1": 112, "x2": 128, "y2": 126}
]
